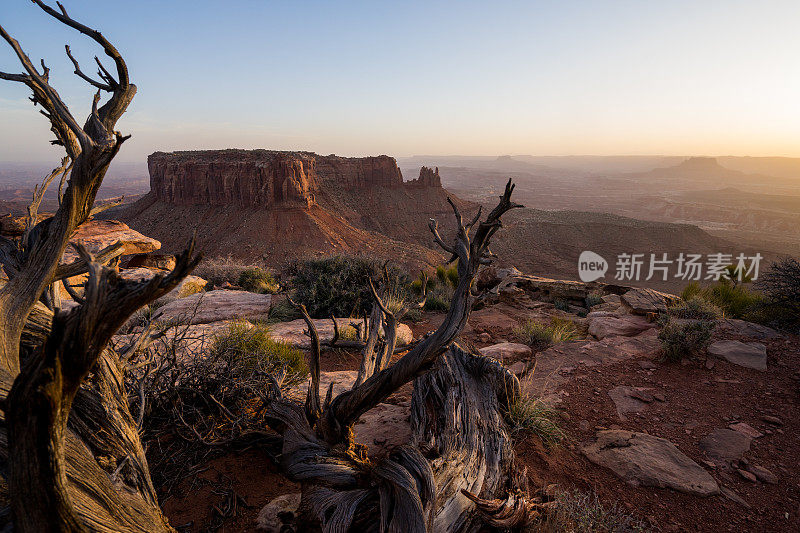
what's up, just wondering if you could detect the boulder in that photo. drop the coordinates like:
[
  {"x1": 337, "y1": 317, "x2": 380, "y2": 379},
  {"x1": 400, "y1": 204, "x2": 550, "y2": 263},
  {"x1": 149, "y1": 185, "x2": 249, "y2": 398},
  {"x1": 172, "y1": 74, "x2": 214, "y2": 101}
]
[
  {"x1": 63, "y1": 219, "x2": 160, "y2": 264},
  {"x1": 476, "y1": 265, "x2": 523, "y2": 291},
  {"x1": 256, "y1": 493, "x2": 301, "y2": 532},
  {"x1": 588, "y1": 315, "x2": 653, "y2": 340},
  {"x1": 269, "y1": 318, "x2": 412, "y2": 349},
  {"x1": 620, "y1": 287, "x2": 680, "y2": 315},
  {"x1": 582, "y1": 430, "x2": 719, "y2": 496},
  {"x1": 699, "y1": 428, "x2": 751, "y2": 463},
  {"x1": 155, "y1": 289, "x2": 271, "y2": 324},
  {"x1": 478, "y1": 342, "x2": 532, "y2": 360},
  {"x1": 708, "y1": 340, "x2": 767, "y2": 371}
]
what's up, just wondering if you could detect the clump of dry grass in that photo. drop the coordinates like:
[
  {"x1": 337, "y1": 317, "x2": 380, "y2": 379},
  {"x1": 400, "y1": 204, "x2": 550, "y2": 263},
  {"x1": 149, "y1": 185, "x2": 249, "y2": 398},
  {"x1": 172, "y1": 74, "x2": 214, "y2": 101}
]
[
  {"x1": 526, "y1": 489, "x2": 650, "y2": 532},
  {"x1": 515, "y1": 317, "x2": 578, "y2": 348},
  {"x1": 193, "y1": 255, "x2": 270, "y2": 289}
]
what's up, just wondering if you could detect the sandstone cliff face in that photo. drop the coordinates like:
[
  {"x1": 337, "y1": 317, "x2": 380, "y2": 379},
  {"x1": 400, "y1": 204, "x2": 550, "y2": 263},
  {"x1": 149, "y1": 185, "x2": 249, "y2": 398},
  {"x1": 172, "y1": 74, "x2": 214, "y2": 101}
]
[
  {"x1": 148, "y1": 150, "x2": 318, "y2": 208},
  {"x1": 148, "y1": 150, "x2": 419, "y2": 208}
]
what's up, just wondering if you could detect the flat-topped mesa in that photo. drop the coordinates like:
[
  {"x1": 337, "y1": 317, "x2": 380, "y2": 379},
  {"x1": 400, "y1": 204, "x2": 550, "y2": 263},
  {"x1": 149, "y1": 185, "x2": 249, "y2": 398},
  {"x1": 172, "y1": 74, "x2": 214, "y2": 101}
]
[
  {"x1": 147, "y1": 149, "x2": 424, "y2": 208},
  {"x1": 148, "y1": 150, "x2": 318, "y2": 208},
  {"x1": 407, "y1": 166, "x2": 442, "y2": 188}
]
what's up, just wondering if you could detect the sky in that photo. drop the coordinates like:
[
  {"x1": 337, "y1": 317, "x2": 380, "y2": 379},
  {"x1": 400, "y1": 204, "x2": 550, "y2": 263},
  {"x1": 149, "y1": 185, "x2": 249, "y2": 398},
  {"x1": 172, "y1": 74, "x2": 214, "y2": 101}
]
[{"x1": 1, "y1": 0, "x2": 799, "y2": 163}]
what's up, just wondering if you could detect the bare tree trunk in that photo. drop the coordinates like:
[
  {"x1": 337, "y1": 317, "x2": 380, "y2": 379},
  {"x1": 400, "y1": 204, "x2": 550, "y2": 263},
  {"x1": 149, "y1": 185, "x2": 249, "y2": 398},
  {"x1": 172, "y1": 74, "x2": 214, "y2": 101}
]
[{"x1": 0, "y1": 3, "x2": 198, "y2": 531}]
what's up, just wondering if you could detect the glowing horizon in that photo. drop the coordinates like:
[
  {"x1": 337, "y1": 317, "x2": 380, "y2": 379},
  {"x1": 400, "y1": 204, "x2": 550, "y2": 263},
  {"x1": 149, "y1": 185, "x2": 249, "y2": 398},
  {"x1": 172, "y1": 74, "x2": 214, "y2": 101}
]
[{"x1": 2, "y1": 0, "x2": 799, "y2": 163}]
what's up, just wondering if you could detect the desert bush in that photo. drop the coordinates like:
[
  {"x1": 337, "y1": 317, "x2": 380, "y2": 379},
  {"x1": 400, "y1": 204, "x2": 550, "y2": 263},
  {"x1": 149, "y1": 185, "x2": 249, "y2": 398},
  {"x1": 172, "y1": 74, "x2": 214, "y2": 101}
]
[
  {"x1": 657, "y1": 317, "x2": 714, "y2": 362},
  {"x1": 289, "y1": 255, "x2": 408, "y2": 318},
  {"x1": 130, "y1": 321, "x2": 307, "y2": 490},
  {"x1": 585, "y1": 293, "x2": 604, "y2": 308},
  {"x1": 668, "y1": 296, "x2": 722, "y2": 320},
  {"x1": 553, "y1": 298, "x2": 571, "y2": 312},
  {"x1": 194, "y1": 255, "x2": 261, "y2": 288},
  {"x1": 435, "y1": 262, "x2": 459, "y2": 288},
  {"x1": 506, "y1": 393, "x2": 566, "y2": 446},
  {"x1": 680, "y1": 280, "x2": 762, "y2": 319},
  {"x1": 515, "y1": 317, "x2": 578, "y2": 348},
  {"x1": 756, "y1": 257, "x2": 800, "y2": 327},
  {"x1": 237, "y1": 267, "x2": 279, "y2": 294},
  {"x1": 526, "y1": 489, "x2": 650, "y2": 532},
  {"x1": 266, "y1": 298, "x2": 302, "y2": 323},
  {"x1": 424, "y1": 284, "x2": 453, "y2": 312}
]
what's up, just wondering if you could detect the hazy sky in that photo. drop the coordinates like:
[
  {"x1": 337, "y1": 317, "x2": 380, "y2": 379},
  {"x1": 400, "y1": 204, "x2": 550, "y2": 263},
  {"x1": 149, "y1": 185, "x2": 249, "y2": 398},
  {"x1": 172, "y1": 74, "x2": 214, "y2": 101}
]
[{"x1": 1, "y1": 0, "x2": 799, "y2": 163}]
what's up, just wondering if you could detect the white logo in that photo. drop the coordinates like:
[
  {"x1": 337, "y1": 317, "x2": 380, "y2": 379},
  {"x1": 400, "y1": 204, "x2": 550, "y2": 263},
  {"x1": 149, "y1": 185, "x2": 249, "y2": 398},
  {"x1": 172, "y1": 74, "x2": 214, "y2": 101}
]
[{"x1": 578, "y1": 251, "x2": 608, "y2": 282}]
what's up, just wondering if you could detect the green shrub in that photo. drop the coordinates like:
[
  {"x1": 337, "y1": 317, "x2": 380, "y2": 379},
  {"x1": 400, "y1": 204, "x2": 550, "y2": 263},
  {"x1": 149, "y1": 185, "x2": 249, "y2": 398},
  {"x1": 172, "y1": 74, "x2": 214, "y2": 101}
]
[
  {"x1": 435, "y1": 262, "x2": 459, "y2": 288},
  {"x1": 657, "y1": 318, "x2": 714, "y2": 362},
  {"x1": 506, "y1": 394, "x2": 566, "y2": 446},
  {"x1": 289, "y1": 255, "x2": 408, "y2": 318},
  {"x1": 337, "y1": 324, "x2": 360, "y2": 341},
  {"x1": 553, "y1": 298, "x2": 571, "y2": 312},
  {"x1": 237, "y1": 267, "x2": 279, "y2": 294},
  {"x1": 756, "y1": 257, "x2": 800, "y2": 327},
  {"x1": 423, "y1": 283, "x2": 453, "y2": 312},
  {"x1": 668, "y1": 296, "x2": 722, "y2": 320},
  {"x1": 680, "y1": 280, "x2": 762, "y2": 319},
  {"x1": 209, "y1": 322, "x2": 307, "y2": 380},
  {"x1": 266, "y1": 298, "x2": 302, "y2": 323},
  {"x1": 585, "y1": 293, "x2": 604, "y2": 308},
  {"x1": 515, "y1": 317, "x2": 578, "y2": 347}
]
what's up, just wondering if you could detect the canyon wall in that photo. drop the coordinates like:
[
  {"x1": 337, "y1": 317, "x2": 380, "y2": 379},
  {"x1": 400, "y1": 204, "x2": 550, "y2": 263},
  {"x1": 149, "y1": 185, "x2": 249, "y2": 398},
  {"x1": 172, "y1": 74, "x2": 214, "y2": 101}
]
[{"x1": 147, "y1": 150, "x2": 425, "y2": 208}]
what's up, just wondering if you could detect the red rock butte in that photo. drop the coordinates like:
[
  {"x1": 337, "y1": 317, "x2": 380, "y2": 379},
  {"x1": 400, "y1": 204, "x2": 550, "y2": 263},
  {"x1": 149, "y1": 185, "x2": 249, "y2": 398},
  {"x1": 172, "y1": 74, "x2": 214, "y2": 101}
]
[{"x1": 148, "y1": 150, "x2": 441, "y2": 209}]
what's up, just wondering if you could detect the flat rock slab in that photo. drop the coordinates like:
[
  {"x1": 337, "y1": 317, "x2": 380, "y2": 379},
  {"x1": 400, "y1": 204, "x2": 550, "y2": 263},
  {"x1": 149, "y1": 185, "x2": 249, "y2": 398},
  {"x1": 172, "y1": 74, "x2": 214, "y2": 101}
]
[
  {"x1": 269, "y1": 318, "x2": 412, "y2": 349},
  {"x1": 525, "y1": 330, "x2": 659, "y2": 404},
  {"x1": 708, "y1": 340, "x2": 767, "y2": 371},
  {"x1": 479, "y1": 342, "x2": 532, "y2": 360},
  {"x1": 608, "y1": 386, "x2": 655, "y2": 421},
  {"x1": 156, "y1": 289, "x2": 272, "y2": 325},
  {"x1": 588, "y1": 315, "x2": 654, "y2": 340},
  {"x1": 63, "y1": 219, "x2": 160, "y2": 263},
  {"x1": 583, "y1": 430, "x2": 719, "y2": 496},
  {"x1": 699, "y1": 428, "x2": 751, "y2": 463},
  {"x1": 716, "y1": 319, "x2": 781, "y2": 340},
  {"x1": 621, "y1": 287, "x2": 680, "y2": 315}
]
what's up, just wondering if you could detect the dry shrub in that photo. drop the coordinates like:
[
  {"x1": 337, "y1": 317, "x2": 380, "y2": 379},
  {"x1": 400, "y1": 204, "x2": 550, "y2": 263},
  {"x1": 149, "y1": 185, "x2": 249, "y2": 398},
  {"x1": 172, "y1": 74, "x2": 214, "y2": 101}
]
[{"x1": 515, "y1": 317, "x2": 578, "y2": 348}]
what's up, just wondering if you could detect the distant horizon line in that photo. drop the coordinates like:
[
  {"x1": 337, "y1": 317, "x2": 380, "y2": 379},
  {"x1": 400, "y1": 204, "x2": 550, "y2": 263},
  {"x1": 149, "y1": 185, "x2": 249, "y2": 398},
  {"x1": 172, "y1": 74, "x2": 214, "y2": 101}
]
[{"x1": 5, "y1": 153, "x2": 800, "y2": 166}]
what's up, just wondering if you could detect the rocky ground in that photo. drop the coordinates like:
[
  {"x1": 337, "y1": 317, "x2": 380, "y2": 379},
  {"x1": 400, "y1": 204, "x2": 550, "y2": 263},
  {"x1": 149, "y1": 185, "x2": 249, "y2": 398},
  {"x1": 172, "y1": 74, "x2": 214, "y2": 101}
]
[{"x1": 32, "y1": 221, "x2": 795, "y2": 533}]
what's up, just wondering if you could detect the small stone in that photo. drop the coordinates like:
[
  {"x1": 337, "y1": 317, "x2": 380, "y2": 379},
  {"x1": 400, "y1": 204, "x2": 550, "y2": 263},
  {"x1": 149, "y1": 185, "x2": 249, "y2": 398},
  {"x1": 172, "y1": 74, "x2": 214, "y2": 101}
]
[
  {"x1": 653, "y1": 392, "x2": 666, "y2": 402},
  {"x1": 721, "y1": 486, "x2": 751, "y2": 508},
  {"x1": 729, "y1": 422, "x2": 764, "y2": 439},
  {"x1": 638, "y1": 360, "x2": 658, "y2": 370},
  {"x1": 373, "y1": 437, "x2": 387, "y2": 445},
  {"x1": 738, "y1": 469, "x2": 757, "y2": 482},
  {"x1": 747, "y1": 464, "x2": 778, "y2": 484},
  {"x1": 478, "y1": 332, "x2": 492, "y2": 343},
  {"x1": 705, "y1": 358, "x2": 715, "y2": 370},
  {"x1": 761, "y1": 415, "x2": 783, "y2": 426}
]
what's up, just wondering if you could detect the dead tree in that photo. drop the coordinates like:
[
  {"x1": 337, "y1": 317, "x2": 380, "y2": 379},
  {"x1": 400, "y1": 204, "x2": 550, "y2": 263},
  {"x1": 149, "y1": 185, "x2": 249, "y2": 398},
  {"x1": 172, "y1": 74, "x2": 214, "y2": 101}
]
[
  {"x1": 261, "y1": 182, "x2": 547, "y2": 532},
  {"x1": 0, "y1": 3, "x2": 198, "y2": 531}
]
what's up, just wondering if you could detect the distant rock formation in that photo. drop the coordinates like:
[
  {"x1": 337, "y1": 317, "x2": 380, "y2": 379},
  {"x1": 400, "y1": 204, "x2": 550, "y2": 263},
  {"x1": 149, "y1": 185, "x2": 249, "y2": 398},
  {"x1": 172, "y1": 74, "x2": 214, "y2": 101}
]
[
  {"x1": 674, "y1": 156, "x2": 724, "y2": 172},
  {"x1": 147, "y1": 150, "x2": 431, "y2": 209},
  {"x1": 407, "y1": 166, "x2": 442, "y2": 188}
]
